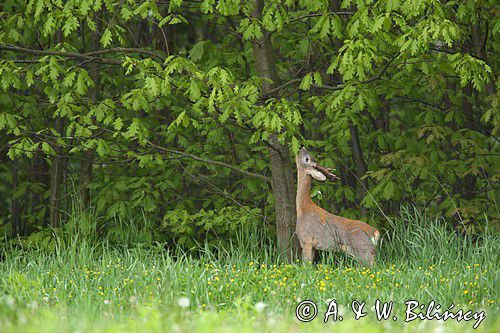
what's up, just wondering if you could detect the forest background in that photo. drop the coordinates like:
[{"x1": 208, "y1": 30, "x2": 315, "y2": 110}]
[{"x1": 0, "y1": 0, "x2": 498, "y2": 254}]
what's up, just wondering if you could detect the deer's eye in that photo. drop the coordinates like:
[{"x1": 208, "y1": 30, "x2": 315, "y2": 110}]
[{"x1": 305, "y1": 157, "x2": 309, "y2": 163}]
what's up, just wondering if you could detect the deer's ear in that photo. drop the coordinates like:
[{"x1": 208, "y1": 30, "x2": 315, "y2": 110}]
[
  {"x1": 307, "y1": 168, "x2": 326, "y2": 181},
  {"x1": 298, "y1": 147, "x2": 308, "y2": 159}
]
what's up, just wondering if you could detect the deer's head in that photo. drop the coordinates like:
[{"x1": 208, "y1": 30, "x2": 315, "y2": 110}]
[{"x1": 296, "y1": 147, "x2": 339, "y2": 181}]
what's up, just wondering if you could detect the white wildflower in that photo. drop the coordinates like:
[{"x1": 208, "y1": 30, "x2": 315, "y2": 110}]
[
  {"x1": 5, "y1": 296, "x2": 15, "y2": 307},
  {"x1": 432, "y1": 317, "x2": 445, "y2": 333},
  {"x1": 178, "y1": 297, "x2": 190, "y2": 308},
  {"x1": 254, "y1": 301, "x2": 267, "y2": 312},
  {"x1": 18, "y1": 314, "x2": 27, "y2": 324}
]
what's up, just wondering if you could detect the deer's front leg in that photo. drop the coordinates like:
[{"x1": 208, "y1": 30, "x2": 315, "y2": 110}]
[
  {"x1": 301, "y1": 236, "x2": 318, "y2": 263},
  {"x1": 302, "y1": 244, "x2": 315, "y2": 262},
  {"x1": 357, "y1": 249, "x2": 376, "y2": 267}
]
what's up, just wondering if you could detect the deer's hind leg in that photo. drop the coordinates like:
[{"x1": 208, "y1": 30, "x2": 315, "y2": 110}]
[
  {"x1": 302, "y1": 244, "x2": 315, "y2": 263},
  {"x1": 301, "y1": 236, "x2": 319, "y2": 263}
]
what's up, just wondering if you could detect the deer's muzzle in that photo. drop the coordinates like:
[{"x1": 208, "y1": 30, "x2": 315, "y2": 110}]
[{"x1": 313, "y1": 164, "x2": 340, "y2": 181}]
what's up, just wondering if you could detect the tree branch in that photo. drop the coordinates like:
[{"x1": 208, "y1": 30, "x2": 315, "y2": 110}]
[
  {"x1": 148, "y1": 141, "x2": 272, "y2": 183},
  {"x1": 361, "y1": 52, "x2": 400, "y2": 84},
  {"x1": 0, "y1": 45, "x2": 166, "y2": 64},
  {"x1": 85, "y1": 47, "x2": 165, "y2": 61},
  {"x1": 322, "y1": 52, "x2": 401, "y2": 90},
  {"x1": 262, "y1": 53, "x2": 400, "y2": 96},
  {"x1": 263, "y1": 78, "x2": 301, "y2": 97},
  {"x1": 0, "y1": 45, "x2": 122, "y2": 65},
  {"x1": 289, "y1": 12, "x2": 354, "y2": 23}
]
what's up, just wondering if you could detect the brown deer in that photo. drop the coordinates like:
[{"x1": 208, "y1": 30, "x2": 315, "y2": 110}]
[{"x1": 295, "y1": 147, "x2": 380, "y2": 266}]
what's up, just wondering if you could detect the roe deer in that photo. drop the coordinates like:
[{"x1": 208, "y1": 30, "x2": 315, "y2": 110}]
[{"x1": 295, "y1": 147, "x2": 380, "y2": 266}]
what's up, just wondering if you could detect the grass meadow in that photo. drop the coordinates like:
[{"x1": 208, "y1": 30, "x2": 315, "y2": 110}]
[{"x1": 0, "y1": 208, "x2": 498, "y2": 332}]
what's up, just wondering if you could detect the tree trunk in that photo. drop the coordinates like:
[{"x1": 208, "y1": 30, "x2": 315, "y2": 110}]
[
  {"x1": 471, "y1": 23, "x2": 494, "y2": 95},
  {"x1": 79, "y1": 151, "x2": 93, "y2": 207},
  {"x1": 78, "y1": 14, "x2": 101, "y2": 209},
  {"x1": 11, "y1": 158, "x2": 21, "y2": 236},
  {"x1": 377, "y1": 100, "x2": 390, "y2": 132},
  {"x1": 268, "y1": 134, "x2": 298, "y2": 257},
  {"x1": 49, "y1": 117, "x2": 64, "y2": 227},
  {"x1": 459, "y1": 19, "x2": 483, "y2": 201},
  {"x1": 460, "y1": 84, "x2": 477, "y2": 200},
  {"x1": 31, "y1": 147, "x2": 49, "y2": 229},
  {"x1": 252, "y1": 0, "x2": 299, "y2": 257},
  {"x1": 349, "y1": 124, "x2": 368, "y2": 216}
]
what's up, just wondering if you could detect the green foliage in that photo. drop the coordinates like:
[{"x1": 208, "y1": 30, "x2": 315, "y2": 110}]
[{"x1": 160, "y1": 206, "x2": 261, "y2": 248}]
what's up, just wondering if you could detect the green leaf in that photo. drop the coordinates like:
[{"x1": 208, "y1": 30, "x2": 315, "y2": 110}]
[
  {"x1": 25, "y1": 71, "x2": 34, "y2": 87},
  {"x1": 291, "y1": 136, "x2": 300, "y2": 153},
  {"x1": 100, "y1": 28, "x2": 113, "y2": 47},
  {"x1": 96, "y1": 139, "x2": 107, "y2": 157},
  {"x1": 239, "y1": 19, "x2": 263, "y2": 40},
  {"x1": 299, "y1": 73, "x2": 312, "y2": 90},
  {"x1": 114, "y1": 117, "x2": 123, "y2": 131},
  {"x1": 41, "y1": 142, "x2": 55, "y2": 155},
  {"x1": 76, "y1": 69, "x2": 94, "y2": 95},
  {"x1": 383, "y1": 181, "x2": 395, "y2": 200},
  {"x1": 63, "y1": 16, "x2": 79, "y2": 37},
  {"x1": 313, "y1": 72, "x2": 323, "y2": 87},
  {"x1": 188, "y1": 80, "x2": 201, "y2": 101},
  {"x1": 189, "y1": 41, "x2": 207, "y2": 61},
  {"x1": 62, "y1": 71, "x2": 76, "y2": 88}
]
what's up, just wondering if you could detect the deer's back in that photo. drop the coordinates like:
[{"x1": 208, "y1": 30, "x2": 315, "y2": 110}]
[{"x1": 297, "y1": 205, "x2": 377, "y2": 252}]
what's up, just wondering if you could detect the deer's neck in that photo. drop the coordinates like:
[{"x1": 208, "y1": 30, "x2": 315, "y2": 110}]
[{"x1": 296, "y1": 170, "x2": 314, "y2": 215}]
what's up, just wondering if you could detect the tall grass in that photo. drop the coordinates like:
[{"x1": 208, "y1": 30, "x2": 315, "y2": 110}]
[
  {"x1": 380, "y1": 207, "x2": 499, "y2": 265},
  {"x1": 0, "y1": 206, "x2": 498, "y2": 332}
]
